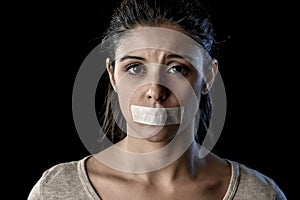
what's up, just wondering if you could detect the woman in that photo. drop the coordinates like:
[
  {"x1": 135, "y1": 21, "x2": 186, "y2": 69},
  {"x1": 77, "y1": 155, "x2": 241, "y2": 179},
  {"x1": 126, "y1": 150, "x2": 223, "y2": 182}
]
[{"x1": 28, "y1": 0, "x2": 287, "y2": 199}]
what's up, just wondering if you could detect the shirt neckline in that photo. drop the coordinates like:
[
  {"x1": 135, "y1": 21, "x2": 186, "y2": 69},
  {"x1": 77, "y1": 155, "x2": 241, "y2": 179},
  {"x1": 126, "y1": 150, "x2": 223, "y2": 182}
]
[
  {"x1": 78, "y1": 155, "x2": 240, "y2": 200},
  {"x1": 222, "y1": 159, "x2": 240, "y2": 200},
  {"x1": 78, "y1": 155, "x2": 102, "y2": 199}
]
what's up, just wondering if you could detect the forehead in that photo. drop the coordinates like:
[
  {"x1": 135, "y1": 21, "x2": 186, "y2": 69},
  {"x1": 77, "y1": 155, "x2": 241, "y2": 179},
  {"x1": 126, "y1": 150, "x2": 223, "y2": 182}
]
[
  {"x1": 114, "y1": 27, "x2": 211, "y2": 73},
  {"x1": 117, "y1": 48, "x2": 193, "y2": 61}
]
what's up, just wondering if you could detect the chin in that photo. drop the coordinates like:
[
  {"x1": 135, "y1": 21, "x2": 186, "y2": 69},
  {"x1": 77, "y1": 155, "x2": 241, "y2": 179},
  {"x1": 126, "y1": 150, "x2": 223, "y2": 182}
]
[{"x1": 144, "y1": 124, "x2": 179, "y2": 143}]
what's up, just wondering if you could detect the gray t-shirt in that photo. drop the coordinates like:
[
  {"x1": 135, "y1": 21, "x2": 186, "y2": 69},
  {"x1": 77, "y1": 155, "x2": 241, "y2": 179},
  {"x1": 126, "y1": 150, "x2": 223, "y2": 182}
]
[{"x1": 28, "y1": 156, "x2": 287, "y2": 200}]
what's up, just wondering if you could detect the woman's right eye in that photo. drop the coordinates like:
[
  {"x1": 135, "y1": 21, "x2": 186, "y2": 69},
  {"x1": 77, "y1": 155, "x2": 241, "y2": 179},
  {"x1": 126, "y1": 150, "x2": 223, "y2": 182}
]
[{"x1": 125, "y1": 63, "x2": 146, "y2": 76}]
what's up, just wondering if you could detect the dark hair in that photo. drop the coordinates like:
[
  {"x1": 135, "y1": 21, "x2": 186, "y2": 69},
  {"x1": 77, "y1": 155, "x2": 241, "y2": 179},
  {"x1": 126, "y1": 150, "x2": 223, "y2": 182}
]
[{"x1": 98, "y1": 0, "x2": 216, "y2": 144}]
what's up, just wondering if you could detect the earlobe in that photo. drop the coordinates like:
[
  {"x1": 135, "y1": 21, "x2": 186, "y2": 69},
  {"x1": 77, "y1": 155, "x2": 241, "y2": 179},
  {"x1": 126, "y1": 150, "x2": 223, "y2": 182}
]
[
  {"x1": 201, "y1": 83, "x2": 209, "y2": 94},
  {"x1": 106, "y1": 58, "x2": 117, "y2": 92},
  {"x1": 201, "y1": 59, "x2": 218, "y2": 94}
]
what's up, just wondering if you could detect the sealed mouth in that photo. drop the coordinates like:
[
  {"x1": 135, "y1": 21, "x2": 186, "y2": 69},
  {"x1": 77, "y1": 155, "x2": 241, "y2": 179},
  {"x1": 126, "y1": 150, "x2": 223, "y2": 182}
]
[{"x1": 130, "y1": 105, "x2": 184, "y2": 126}]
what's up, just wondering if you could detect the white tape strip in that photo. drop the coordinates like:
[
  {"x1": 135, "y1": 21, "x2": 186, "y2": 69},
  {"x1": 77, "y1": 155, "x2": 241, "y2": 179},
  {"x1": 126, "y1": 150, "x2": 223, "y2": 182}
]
[{"x1": 131, "y1": 105, "x2": 184, "y2": 125}]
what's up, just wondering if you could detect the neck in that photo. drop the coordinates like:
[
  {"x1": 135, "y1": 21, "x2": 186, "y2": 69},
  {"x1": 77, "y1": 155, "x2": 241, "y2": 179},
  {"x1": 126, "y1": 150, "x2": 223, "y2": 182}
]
[{"x1": 127, "y1": 141, "x2": 203, "y2": 185}]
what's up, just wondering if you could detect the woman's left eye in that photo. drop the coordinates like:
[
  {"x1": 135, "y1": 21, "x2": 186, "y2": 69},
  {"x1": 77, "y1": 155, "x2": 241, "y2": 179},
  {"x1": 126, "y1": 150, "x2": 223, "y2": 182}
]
[{"x1": 167, "y1": 65, "x2": 189, "y2": 76}]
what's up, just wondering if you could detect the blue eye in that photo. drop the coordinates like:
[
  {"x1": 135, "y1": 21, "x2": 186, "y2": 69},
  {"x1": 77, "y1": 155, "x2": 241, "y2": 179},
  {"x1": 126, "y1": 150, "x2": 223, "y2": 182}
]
[
  {"x1": 125, "y1": 63, "x2": 146, "y2": 75},
  {"x1": 167, "y1": 65, "x2": 189, "y2": 76}
]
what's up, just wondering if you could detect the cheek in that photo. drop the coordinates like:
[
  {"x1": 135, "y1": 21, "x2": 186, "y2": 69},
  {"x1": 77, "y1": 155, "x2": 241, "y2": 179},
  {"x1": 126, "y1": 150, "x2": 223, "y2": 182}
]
[
  {"x1": 118, "y1": 85, "x2": 145, "y2": 107},
  {"x1": 190, "y1": 75, "x2": 202, "y2": 98},
  {"x1": 128, "y1": 92, "x2": 142, "y2": 104},
  {"x1": 192, "y1": 82, "x2": 202, "y2": 99},
  {"x1": 113, "y1": 69, "x2": 125, "y2": 86},
  {"x1": 170, "y1": 78, "x2": 202, "y2": 104}
]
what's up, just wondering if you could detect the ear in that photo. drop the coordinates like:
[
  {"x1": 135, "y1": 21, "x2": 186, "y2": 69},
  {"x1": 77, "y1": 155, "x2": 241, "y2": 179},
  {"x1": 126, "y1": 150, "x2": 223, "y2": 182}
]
[
  {"x1": 202, "y1": 59, "x2": 218, "y2": 94},
  {"x1": 106, "y1": 58, "x2": 117, "y2": 92}
]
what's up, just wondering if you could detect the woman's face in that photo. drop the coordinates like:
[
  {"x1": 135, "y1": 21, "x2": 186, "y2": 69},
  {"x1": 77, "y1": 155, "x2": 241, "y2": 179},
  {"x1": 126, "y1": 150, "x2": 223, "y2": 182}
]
[
  {"x1": 107, "y1": 27, "x2": 213, "y2": 142},
  {"x1": 114, "y1": 48, "x2": 201, "y2": 105}
]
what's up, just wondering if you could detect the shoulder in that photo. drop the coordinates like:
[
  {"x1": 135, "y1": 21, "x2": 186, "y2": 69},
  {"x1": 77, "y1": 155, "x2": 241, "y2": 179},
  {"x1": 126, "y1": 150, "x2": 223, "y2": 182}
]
[
  {"x1": 28, "y1": 156, "x2": 93, "y2": 200},
  {"x1": 41, "y1": 159, "x2": 80, "y2": 183},
  {"x1": 230, "y1": 161, "x2": 287, "y2": 200}
]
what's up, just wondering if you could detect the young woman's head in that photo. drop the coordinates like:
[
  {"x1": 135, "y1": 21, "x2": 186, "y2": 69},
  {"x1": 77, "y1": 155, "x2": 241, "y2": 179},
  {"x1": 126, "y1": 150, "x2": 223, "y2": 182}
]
[{"x1": 99, "y1": 0, "x2": 218, "y2": 144}]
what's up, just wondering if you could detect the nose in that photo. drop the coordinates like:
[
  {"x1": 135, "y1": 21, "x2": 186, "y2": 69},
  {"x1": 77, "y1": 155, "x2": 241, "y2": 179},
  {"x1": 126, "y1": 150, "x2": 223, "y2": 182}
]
[{"x1": 146, "y1": 83, "x2": 169, "y2": 103}]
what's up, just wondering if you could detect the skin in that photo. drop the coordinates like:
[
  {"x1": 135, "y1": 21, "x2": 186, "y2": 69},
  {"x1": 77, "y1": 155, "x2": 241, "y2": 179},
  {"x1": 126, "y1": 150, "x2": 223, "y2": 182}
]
[
  {"x1": 112, "y1": 48, "x2": 201, "y2": 147},
  {"x1": 86, "y1": 25, "x2": 229, "y2": 200}
]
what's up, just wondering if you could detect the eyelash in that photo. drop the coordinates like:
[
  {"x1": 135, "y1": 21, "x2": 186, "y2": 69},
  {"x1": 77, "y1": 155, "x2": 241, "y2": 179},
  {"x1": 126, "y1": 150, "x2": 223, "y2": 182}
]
[
  {"x1": 167, "y1": 65, "x2": 189, "y2": 76},
  {"x1": 124, "y1": 63, "x2": 190, "y2": 76},
  {"x1": 125, "y1": 63, "x2": 146, "y2": 76}
]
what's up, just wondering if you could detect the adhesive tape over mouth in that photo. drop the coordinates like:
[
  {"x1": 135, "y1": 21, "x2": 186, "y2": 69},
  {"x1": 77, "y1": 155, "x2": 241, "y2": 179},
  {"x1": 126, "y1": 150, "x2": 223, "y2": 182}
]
[{"x1": 131, "y1": 105, "x2": 184, "y2": 126}]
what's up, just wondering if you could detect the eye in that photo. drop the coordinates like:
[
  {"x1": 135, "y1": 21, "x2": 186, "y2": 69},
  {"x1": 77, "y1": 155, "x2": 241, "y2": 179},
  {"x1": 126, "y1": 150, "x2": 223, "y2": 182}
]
[
  {"x1": 125, "y1": 63, "x2": 146, "y2": 76},
  {"x1": 167, "y1": 65, "x2": 189, "y2": 76}
]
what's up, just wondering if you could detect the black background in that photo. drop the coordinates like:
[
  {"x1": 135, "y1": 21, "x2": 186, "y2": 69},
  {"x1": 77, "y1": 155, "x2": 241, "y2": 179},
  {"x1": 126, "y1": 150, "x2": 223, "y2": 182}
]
[{"x1": 5, "y1": 1, "x2": 295, "y2": 199}]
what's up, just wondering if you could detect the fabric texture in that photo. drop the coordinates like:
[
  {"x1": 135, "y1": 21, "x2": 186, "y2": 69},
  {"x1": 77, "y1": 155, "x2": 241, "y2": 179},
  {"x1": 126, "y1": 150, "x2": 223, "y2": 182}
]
[{"x1": 28, "y1": 156, "x2": 287, "y2": 200}]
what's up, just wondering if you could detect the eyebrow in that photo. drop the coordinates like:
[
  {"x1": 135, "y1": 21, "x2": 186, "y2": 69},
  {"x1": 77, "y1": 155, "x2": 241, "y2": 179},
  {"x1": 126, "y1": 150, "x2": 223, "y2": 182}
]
[
  {"x1": 118, "y1": 54, "x2": 194, "y2": 63},
  {"x1": 118, "y1": 56, "x2": 146, "y2": 62},
  {"x1": 167, "y1": 54, "x2": 194, "y2": 62}
]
